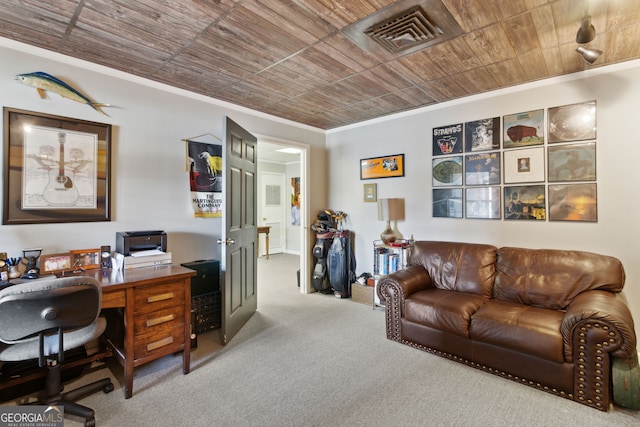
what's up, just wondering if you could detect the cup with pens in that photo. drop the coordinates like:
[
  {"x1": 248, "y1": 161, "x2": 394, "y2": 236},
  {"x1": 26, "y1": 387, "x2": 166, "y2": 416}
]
[{"x1": 6, "y1": 257, "x2": 21, "y2": 279}]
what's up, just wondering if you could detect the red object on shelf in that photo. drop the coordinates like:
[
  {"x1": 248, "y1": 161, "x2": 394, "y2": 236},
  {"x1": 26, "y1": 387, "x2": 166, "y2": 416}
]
[{"x1": 388, "y1": 242, "x2": 408, "y2": 248}]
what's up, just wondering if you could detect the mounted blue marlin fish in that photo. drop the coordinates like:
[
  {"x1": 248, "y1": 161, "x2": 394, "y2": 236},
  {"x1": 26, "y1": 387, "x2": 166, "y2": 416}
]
[{"x1": 15, "y1": 71, "x2": 109, "y2": 115}]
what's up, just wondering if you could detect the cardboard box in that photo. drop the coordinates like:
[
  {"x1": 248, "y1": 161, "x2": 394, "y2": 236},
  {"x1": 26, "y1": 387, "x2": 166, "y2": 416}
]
[{"x1": 352, "y1": 283, "x2": 373, "y2": 306}]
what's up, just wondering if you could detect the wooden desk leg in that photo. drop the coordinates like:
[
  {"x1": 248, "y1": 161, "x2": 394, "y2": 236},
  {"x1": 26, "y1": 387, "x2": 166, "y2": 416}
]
[
  {"x1": 124, "y1": 288, "x2": 134, "y2": 399},
  {"x1": 265, "y1": 231, "x2": 269, "y2": 260},
  {"x1": 183, "y1": 285, "x2": 191, "y2": 375},
  {"x1": 256, "y1": 229, "x2": 262, "y2": 258}
]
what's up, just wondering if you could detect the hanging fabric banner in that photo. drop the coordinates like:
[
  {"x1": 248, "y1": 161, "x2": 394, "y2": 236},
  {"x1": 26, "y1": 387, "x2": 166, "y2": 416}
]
[{"x1": 187, "y1": 140, "x2": 223, "y2": 218}]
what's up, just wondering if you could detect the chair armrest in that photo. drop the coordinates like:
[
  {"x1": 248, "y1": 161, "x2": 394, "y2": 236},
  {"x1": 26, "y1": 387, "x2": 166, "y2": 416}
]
[
  {"x1": 561, "y1": 290, "x2": 637, "y2": 361},
  {"x1": 377, "y1": 265, "x2": 433, "y2": 342}
]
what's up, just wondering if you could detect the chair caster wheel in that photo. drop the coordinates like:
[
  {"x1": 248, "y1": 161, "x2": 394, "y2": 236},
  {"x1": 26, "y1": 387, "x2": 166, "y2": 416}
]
[
  {"x1": 103, "y1": 383, "x2": 114, "y2": 393},
  {"x1": 84, "y1": 418, "x2": 96, "y2": 427}
]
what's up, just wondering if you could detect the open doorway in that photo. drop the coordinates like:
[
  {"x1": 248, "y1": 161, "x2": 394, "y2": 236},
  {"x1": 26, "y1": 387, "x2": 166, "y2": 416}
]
[{"x1": 256, "y1": 138, "x2": 309, "y2": 294}]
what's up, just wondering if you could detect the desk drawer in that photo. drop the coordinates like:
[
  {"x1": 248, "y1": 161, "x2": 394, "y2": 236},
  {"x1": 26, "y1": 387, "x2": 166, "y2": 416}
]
[
  {"x1": 134, "y1": 281, "x2": 185, "y2": 314},
  {"x1": 134, "y1": 306, "x2": 185, "y2": 337},
  {"x1": 133, "y1": 323, "x2": 185, "y2": 360},
  {"x1": 102, "y1": 289, "x2": 125, "y2": 309}
]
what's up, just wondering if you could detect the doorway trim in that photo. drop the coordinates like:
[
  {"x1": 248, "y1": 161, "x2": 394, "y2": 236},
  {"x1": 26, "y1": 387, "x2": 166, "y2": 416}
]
[{"x1": 255, "y1": 134, "x2": 310, "y2": 294}]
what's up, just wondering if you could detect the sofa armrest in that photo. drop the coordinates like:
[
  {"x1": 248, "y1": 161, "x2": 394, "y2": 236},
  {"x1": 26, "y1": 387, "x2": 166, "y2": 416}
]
[
  {"x1": 377, "y1": 265, "x2": 433, "y2": 341},
  {"x1": 377, "y1": 265, "x2": 433, "y2": 303},
  {"x1": 561, "y1": 290, "x2": 637, "y2": 410},
  {"x1": 561, "y1": 290, "x2": 637, "y2": 360}
]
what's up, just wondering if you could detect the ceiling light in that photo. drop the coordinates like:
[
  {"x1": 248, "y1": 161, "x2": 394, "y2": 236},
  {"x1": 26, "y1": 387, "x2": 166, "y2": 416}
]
[
  {"x1": 276, "y1": 147, "x2": 301, "y2": 154},
  {"x1": 576, "y1": 46, "x2": 603, "y2": 64},
  {"x1": 576, "y1": 14, "x2": 596, "y2": 44}
]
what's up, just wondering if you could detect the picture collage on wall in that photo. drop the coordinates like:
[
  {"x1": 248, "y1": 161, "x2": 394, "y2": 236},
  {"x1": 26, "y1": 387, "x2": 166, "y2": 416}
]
[{"x1": 431, "y1": 101, "x2": 597, "y2": 222}]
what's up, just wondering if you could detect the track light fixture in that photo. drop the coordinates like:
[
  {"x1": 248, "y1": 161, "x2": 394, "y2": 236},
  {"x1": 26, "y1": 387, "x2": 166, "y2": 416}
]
[
  {"x1": 574, "y1": 9, "x2": 602, "y2": 64},
  {"x1": 576, "y1": 46, "x2": 603, "y2": 64},
  {"x1": 576, "y1": 14, "x2": 596, "y2": 44}
]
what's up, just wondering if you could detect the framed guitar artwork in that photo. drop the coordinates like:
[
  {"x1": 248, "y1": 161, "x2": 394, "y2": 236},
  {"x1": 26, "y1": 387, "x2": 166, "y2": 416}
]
[{"x1": 2, "y1": 108, "x2": 112, "y2": 224}]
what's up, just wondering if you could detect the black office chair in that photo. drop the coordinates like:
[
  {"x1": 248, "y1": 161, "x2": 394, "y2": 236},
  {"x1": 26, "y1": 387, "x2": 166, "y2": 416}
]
[{"x1": 0, "y1": 276, "x2": 114, "y2": 427}]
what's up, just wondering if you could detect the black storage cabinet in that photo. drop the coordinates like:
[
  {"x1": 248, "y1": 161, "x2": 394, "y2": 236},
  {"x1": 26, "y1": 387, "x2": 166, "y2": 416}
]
[{"x1": 181, "y1": 259, "x2": 221, "y2": 333}]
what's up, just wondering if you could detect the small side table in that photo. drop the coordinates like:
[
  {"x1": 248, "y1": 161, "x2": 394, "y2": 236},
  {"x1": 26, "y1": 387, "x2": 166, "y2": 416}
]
[{"x1": 257, "y1": 226, "x2": 271, "y2": 259}]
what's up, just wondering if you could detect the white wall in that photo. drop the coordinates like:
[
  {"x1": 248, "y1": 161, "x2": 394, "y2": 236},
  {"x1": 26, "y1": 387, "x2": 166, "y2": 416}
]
[
  {"x1": 0, "y1": 39, "x2": 325, "y2": 269},
  {"x1": 326, "y1": 60, "x2": 640, "y2": 339}
]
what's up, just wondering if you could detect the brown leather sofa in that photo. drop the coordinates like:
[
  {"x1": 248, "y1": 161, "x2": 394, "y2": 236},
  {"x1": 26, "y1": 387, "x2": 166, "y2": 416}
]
[{"x1": 377, "y1": 241, "x2": 638, "y2": 411}]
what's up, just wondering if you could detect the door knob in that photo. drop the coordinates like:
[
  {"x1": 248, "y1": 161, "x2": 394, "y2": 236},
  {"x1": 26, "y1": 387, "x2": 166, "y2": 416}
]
[{"x1": 217, "y1": 238, "x2": 236, "y2": 245}]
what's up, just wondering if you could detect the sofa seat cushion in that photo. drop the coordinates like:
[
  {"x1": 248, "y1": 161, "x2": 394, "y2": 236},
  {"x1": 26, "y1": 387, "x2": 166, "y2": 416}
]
[
  {"x1": 469, "y1": 299, "x2": 564, "y2": 363},
  {"x1": 405, "y1": 289, "x2": 489, "y2": 338}
]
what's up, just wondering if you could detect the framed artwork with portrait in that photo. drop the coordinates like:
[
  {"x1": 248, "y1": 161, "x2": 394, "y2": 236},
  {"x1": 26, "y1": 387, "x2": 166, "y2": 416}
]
[{"x1": 503, "y1": 147, "x2": 545, "y2": 184}]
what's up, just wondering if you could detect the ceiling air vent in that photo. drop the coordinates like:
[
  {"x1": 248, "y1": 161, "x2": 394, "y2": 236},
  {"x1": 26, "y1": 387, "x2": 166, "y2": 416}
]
[
  {"x1": 342, "y1": 0, "x2": 462, "y2": 60},
  {"x1": 365, "y1": 6, "x2": 443, "y2": 54}
]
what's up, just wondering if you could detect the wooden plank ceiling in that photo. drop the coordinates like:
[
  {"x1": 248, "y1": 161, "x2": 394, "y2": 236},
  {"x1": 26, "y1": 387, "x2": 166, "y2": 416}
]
[{"x1": 0, "y1": 0, "x2": 639, "y2": 129}]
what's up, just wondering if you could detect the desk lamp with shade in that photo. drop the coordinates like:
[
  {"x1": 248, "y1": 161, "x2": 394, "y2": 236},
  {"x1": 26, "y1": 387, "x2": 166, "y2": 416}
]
[{"x1": 378, "y1": 198, "x2": 405, "y2": 244}]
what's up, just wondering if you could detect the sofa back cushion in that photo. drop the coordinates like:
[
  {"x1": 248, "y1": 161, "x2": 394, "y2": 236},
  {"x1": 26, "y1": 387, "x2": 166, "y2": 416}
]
[
  {"x1": 409, "y1": 241, "x2": 497, "y2": 297},
  {"x1": 494, "y1": 247, "x2": 625, "y2": 310}
]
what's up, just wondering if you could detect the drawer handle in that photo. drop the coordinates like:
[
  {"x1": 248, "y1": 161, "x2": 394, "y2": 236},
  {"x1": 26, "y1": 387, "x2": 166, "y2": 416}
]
[
  {"x1": 147, "y1": 292, "x2": 175, "y2": 303},
  {"x1": 146, "y1": 336, "x2": 174, "y2": 352},
  {"x1": 146, "y1": 314, "x2": 175, "y2": 327}
]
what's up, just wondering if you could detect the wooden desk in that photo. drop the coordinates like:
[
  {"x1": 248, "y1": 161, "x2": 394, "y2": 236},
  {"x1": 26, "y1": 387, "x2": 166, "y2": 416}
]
[
  {"x1": 257, "y1": 226, "x2": 271, "y2": 259},
  {"x1": 87, "y1": 265, "x2": 196, "y2": 399}
]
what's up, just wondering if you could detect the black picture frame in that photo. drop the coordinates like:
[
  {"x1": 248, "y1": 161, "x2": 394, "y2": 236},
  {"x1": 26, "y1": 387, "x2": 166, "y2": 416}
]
[
  {"x1": 465, "y1": 187, "x2": 501, "y2": 219},
  {"x1": 504, "y1": 185, "x2": 546, "y2": 221},
  {"x1": 548, "y1": 101, "x2": 596, "y2": 143},
  {"x1": 464, "y1": 117, "x2": 500, "y2": 152},
  {"x1": 503, "y1": 147, "x2": 545, "y2": 184},
  {"x1": 464, "y1": 152, "x2": 500, "y2": 185},
  {"x1": 433, "y1": 123, "x2": 463, "y2": 156},
  {"x1": 503, "y1": 109, "x2": 544, "y2": 148},
  {"x1": 433, "y1": 188, "x2": 463, "y2": 218},
  {"x1": 432, "y1": 155, "x2": 463, "y2": 187},
  {"x1": 3, "y1": 108, "x2": 111, "y2": 224},
  {"x1": 547, "y1": 142, "x2": 596, "y2": 182},
  {"x1": 548, "y1": 183, "x2": 597, "y2": 222}
]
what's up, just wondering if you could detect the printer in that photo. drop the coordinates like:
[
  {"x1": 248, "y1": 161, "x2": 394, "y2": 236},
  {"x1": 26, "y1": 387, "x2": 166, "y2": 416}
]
[
  {"x1": 115, "y1": 231, "x2": 171, "y2": 269},
  {"x1": 116, "y1": 230, "x2": 167, "y2": 256}
]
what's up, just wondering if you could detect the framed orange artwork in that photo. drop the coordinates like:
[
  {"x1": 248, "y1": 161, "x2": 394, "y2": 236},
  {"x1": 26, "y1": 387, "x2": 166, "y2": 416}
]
[{"x1": 360, "y1": 154, "x2": 404, "y2": 180}]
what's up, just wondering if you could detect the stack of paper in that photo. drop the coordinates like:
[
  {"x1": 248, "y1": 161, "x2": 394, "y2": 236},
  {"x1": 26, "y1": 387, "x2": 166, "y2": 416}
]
[{"x1": 124, "y1": 249, "x2": 172, "y2": 269}]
